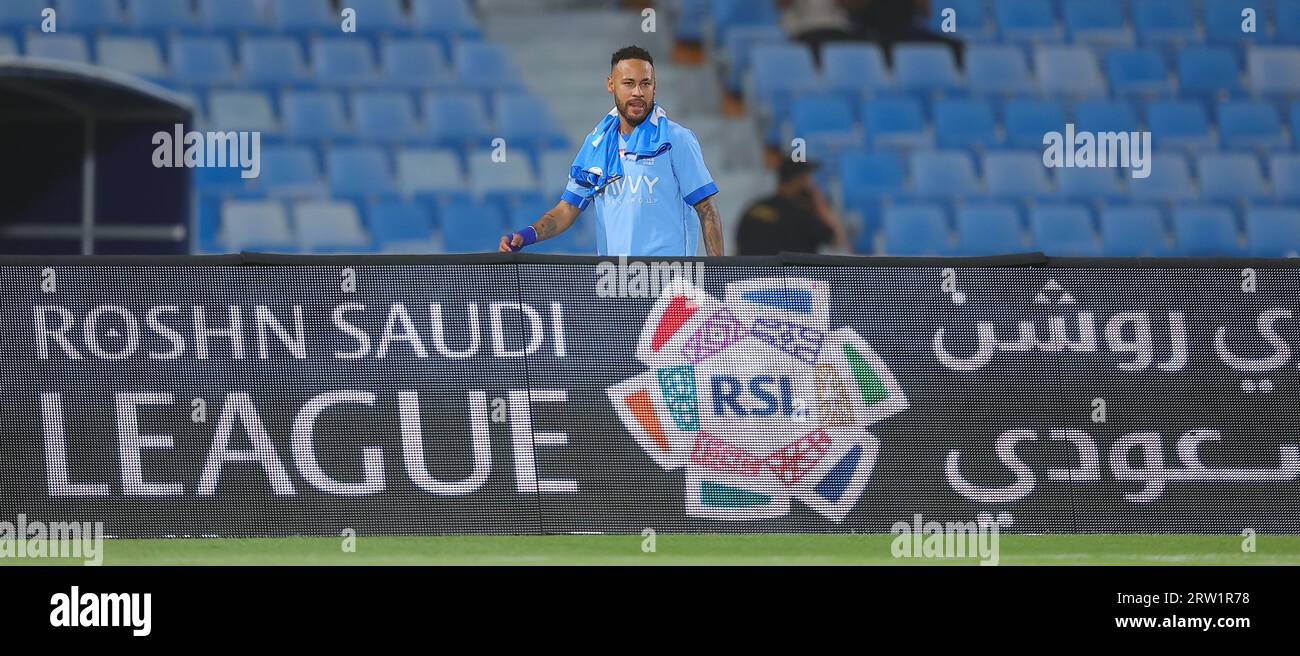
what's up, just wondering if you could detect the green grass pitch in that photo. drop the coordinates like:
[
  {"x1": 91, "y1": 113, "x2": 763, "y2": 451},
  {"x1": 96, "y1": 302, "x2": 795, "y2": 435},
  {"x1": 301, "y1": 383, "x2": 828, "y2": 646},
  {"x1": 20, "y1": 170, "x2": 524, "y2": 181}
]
[{"x1": 5, "y1": 534, "x2": 1300, "y2": 565}]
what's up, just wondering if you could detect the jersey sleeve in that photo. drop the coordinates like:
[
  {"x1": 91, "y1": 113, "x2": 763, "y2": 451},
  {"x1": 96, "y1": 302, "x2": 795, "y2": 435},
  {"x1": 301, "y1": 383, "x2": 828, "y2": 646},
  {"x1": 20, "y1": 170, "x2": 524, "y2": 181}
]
[
  {"x1": 561, "y1": 177, "x2": 593, "y2": 211},
  {"x1": 670, "y1": 127, "x2": 718, "y2": 206}
]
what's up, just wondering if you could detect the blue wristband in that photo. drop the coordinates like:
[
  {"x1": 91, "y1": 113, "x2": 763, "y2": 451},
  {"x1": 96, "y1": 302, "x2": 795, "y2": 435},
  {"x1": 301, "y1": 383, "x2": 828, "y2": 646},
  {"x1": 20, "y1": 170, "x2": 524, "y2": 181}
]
[{"x1": 506, "y1": 226, "x2": 538, "y2": 251}]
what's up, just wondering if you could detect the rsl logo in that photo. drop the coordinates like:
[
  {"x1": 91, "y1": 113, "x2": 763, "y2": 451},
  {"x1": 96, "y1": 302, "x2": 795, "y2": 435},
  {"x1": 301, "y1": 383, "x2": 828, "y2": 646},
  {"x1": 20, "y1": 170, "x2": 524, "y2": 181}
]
[{"x1": 606, "y1": 277, "x2": 908, "y2": 521}]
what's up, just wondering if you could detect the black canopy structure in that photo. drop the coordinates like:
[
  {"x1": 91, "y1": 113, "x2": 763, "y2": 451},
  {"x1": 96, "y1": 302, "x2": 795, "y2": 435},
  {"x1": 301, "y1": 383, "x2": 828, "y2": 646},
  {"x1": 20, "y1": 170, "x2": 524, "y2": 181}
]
[{"x1": 0, "y1": 57, "x2": 193, "y2": 254}]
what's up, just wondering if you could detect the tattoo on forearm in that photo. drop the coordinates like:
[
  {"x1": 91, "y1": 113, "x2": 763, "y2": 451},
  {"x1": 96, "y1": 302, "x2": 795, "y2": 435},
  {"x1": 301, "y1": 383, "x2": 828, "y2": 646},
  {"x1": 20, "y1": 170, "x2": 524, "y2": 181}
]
[
  {"x1": 696, "y1": 199, "x2": 725, "y2": 256},
  {"x1": 533, "y1": 211, "x2": 562, "y2": 240}
]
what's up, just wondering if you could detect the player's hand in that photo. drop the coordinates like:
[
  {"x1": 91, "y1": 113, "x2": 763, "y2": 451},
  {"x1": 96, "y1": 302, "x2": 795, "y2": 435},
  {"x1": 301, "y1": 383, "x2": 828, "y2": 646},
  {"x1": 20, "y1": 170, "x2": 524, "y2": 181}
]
[{"x1": 499, "y1": 233, "x2": 523, "y2": 252}]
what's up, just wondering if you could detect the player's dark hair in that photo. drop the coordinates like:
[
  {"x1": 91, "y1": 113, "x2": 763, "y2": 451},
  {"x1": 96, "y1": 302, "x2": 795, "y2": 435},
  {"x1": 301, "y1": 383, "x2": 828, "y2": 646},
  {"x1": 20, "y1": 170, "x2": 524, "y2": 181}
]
[{"x1": 611, "y1": 45, "x2": 654, "y2": 69}]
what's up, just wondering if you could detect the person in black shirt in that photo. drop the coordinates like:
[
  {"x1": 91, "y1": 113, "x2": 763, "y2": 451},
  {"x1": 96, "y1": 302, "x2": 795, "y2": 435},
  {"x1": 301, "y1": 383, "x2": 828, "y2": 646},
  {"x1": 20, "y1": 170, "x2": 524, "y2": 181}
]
[{"x1": 736, "y1": 160, "x2": 848, "y2": 255}]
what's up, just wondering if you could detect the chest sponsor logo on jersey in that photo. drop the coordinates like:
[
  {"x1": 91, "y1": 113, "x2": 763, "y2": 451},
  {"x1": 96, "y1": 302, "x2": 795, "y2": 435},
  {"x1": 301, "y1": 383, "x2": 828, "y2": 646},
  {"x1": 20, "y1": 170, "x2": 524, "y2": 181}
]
[{"x1": 601, "y1": 175, "x2": 661, "y2": 204}]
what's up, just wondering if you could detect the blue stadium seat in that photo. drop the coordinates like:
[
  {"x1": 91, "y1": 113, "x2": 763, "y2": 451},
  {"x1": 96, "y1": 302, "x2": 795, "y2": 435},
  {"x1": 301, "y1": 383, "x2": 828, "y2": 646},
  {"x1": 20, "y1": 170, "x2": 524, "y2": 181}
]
[
  {"x1": 438, "y1": 198, "x2": 507, "y2": 253},
  {"x1": 353, "y1": 91, "x2": 421, "y2": 142},
  {"x1": 1248, "y1": 47, "x2": 1300, "y2": 97},
  {"x1": 454, "y1": 41, "x2": 520, "y2": 94},
  {"x1": 1218, "y1": 101, "x2": 1288, "y2": 150},
  {"x1": 1056, "y1": 167, "x2": 1125, "y2": 200},
  {"x1": 1292, "y1": 102, "x2": 1300, "y2": 149},
  {"x1": 219, "y1": 200, "x2": 296, "y2": 252},
  {"x1": 241, "y1": 37, "x2": 308, "y2": 87},
  {"x1": 882, "y1": 204, "x2": 954, "y2": 255},
  {"x1": 56, "y1": 0, "x2": 124, "y2": 32},
  {"x1": 97, "y1": 35, "x2": 165, "y2": 78},
  {"x1": 1075, "y1": 100, "x2": 1139, "y2": 134},
  {"x1": 312, "y1": 39, "x2": 378, "y2": 87},
  {"x1": 708, "y1": 0, "x2": 779, "y2": 44},
  {"x1": 25, "y1": 33, "x2": 89, "y2": 63},
  {"x1": 209, "y1": 90, "x2": 278, "y2": 132},
  {"x1": 984, "y1": 151, "x2": 1053, "y2": 198},
  {"x1": 411, "y1": 0, "x2": 481, "y2": 39},
  {"x1": 496, "y1": 93, "x2": 569, "y2": 151},
  {"x1": 468, "y1": 148, "x2": 539, "y2": 204},
  {"x1": 1106, "y1": 49, "x2": 1174, "y2": 97},
  {"x1": 1063, "y1": 0, "x2": 1132, "y2": 47},
  {"x1": 1279, "y1": 0, "x2": 1300, "y2": 45},
  {"x1": 282, "y1": 90, "x2": 350, "y2": 141},
  {"x1": 934, "y1": 98, "x2": 1000, "y2": 149},
  {"x1": 862, "y1": 98, "x2": 929, "y2": 147},
  {"x1": 269, "y1": 0, "x2": 336, "y2": 35},
  {"x1": 294, "y1": 200, "x2": 374, "y2": 253},
  {"x1": 536, "y1": 149, "x2": 575, "y2": 196},
  {"x1": 1177, "y1": 47, "x2": 1243, "y2": 100},
  {"x1": 994, "y1": 0, "x2": 1061, "y2": 43},
  {"x1": 749, "y1": 44, "x2": 820, "y2": 109},
  {"x1": 722, "y1": 25, "x2": 788, "y2": 94},
  {"x1": 380, "y1": 39, "x2": 449, "y2": 89},
  {"x1": 1199, "y1": 153, "x2": 1270, "y2": 201},
  {"x1": 912, "y1": 150, "x2": 981, "y2": 198},
  {"x1": 1173, "y1": 205, "x2": 1245, "y2": 255},
  {"x1": 839, "y1": 150, "x2": 907, "y2": 231},
  {"x1": 255, "y1": 145, "x2": 325, "y2": 197},
  {"x1": 1271, "y1": 154, "x2": 1300, "y2": 202},
  {"x1": 1031, "y1": 204, "x2": 1100, "y2": 255},
  {"x1": 327, "y1": 146, "x2": 398, "y2": 199},
  {"x1": 1204, "y1": 0, "x2": 1270, "y2": 47},
  {"x1": 367, "y1": 199, "x2": 435, "y2": 253},
  {"x1": 1133, "y1": 0, "x2": 1200, "y2": 46},
  {"x1": 894, "y1": 43, "x2": 961, "y2": 94},
  {"x1": 1004, "y1": 99, "x2": 1066, "y2": 148},
  {"x1": 957, "y1": 203, "x2": 1025, "y2": 255},
  {"x1": 821, "y1": 43, "x2": 892, "y2": 99},
  {"x1": 198, "y1": 0, "x2": 268, "y2": 34},
  {"x1": 126, "y1": 0, "x2": 198, "y2": 32},
  {"x1": 1147, "y1": 100, "x2": 1214, "y2": 150},
  {"x1": 0, "y1": 1, "x2": 45, "y2": 33},
  {"x1": 1100, "y1": 205, "x2": 1173, "y2": 256},
  {"x1": 1036, "y1": 46, "x2": 1106, "y2": 97},
  {"x1": 395, "y1": 147, "x2": 467, "y2": 201},
  {"x1": 347, "y1": 0, "x2": 409, "y2": 35},
  {"x1": 928, "y1": 0, "x2": 994, "y2": 41},
  {"x1": 1129, "y1": 153, "x2": 1195, "y2": 202},
  {"x1": 1247, "y1": 206, "x2": 1300, "y2": 255},
  {"x1": 168, "y1": 36, "x2": 235, "y2": 84},
  {"x1": 791, "y1": 96, "x2": 858, "y2": 142},
  {"x1": 674, "y1": 0, "x2": 710, "y2": 42},
  {"x1": 422, "y1": 91, "x2": 492, "y2": 152},
  {"x1": 965, "y1": 45, "x2": 1034, "y2": 95}
]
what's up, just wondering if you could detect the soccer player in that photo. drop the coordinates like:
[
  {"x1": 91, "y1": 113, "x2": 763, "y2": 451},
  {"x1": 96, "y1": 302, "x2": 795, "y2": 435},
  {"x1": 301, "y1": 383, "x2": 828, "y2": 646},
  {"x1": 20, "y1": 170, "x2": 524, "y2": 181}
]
[{"x1": 499, "y1": 46, "x2": 724, "y2": 256}]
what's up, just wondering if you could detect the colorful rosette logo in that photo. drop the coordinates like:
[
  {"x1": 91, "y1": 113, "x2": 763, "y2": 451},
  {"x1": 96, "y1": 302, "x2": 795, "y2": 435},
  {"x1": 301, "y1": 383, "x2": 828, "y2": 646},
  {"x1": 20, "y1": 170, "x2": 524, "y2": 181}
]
[{"x1": 607, "y1": 277, "x2": 909, "y2": 521}]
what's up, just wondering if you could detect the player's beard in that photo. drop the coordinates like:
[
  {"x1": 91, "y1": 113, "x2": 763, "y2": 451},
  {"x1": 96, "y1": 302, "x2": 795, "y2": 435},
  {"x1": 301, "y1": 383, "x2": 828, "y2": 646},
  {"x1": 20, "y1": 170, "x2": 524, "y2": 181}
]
[{"x1": 618, "y1": 97, "x2": 652, "y2": 127}]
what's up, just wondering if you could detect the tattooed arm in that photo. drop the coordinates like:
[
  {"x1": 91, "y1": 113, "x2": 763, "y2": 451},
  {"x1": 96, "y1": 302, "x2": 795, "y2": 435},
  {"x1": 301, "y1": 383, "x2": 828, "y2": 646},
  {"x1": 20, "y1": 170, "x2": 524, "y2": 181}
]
[
  {"x1": 498, "y1": 200, "x2": 582, "y2": 252},
  {"x1": 694, "y1": 195, "x2": 725, "y2": 256}
]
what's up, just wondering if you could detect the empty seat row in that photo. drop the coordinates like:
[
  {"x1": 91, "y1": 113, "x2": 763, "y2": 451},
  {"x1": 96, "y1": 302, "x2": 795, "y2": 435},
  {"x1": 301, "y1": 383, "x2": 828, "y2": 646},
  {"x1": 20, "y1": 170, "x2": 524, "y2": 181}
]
[
  {"x1": 751, "y1": 42, "x2": 1300, "y2": 103},
  {"x1": 199, "y1": 145, "x2": 575, "y2": 204},
  {"x1": 871, "y1": 202, "x2": 1300, "y2": 257},
  {"x1": 789, "y1": 96, "x2": 1300, "y2": 152},
  {"x1": 932, "y1": 0, "x2": 1300, "y2": 46},
  {"x1": 837, "y1": 150, "x2": 1300, "y2": 225},
  {"x1": 206, "y1": 195, "x2": 593, "y2": 255},
  {"x1": 0, "y1": 0, "x2": 480, "y2": 38},
  {"x1": 13, "y1": 33, "x2": 513, "y2": 91},
  {"x1": 203, "y1": 90, "x2": 567, "y2": 153}
]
